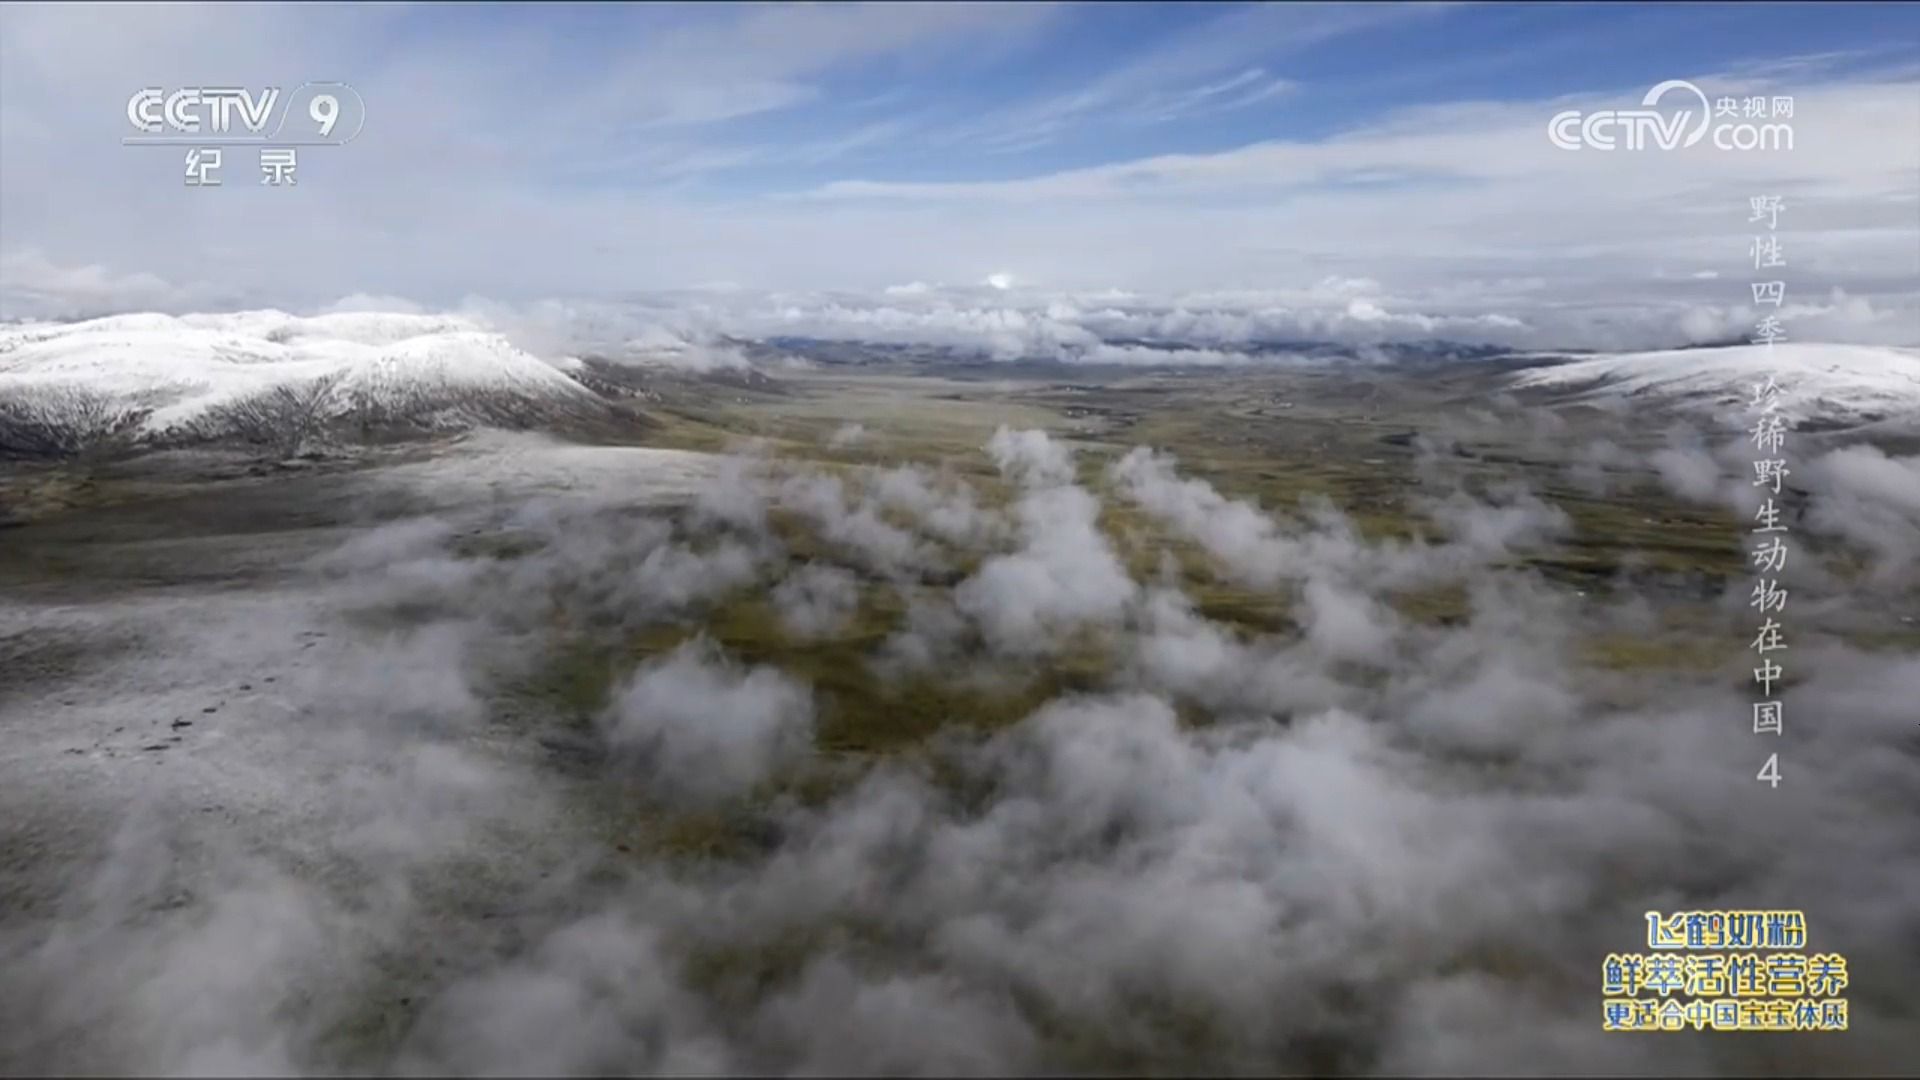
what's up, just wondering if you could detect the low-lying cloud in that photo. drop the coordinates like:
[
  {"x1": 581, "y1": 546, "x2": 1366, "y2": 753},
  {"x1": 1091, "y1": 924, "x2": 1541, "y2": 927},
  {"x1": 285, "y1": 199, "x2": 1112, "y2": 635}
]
[{"x1": 3, "y1": 421, "x2": 1916, "y2": 1077}]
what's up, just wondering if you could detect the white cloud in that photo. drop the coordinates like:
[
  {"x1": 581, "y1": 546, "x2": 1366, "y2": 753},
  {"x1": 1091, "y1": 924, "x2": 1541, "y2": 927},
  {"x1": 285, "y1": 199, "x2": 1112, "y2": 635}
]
[
  {"x1": 985, "y1": 425, "x2": 1077, "y2": 489},
  {"x1": 772, "y1": 563, "x2": 862, "y2": 641},
  {"x1": 957, "y1": 432, "x2": 1137, "y2": 654},
  {"x1": 601, "y1": 638, "x2": 815, "y2": 805}
]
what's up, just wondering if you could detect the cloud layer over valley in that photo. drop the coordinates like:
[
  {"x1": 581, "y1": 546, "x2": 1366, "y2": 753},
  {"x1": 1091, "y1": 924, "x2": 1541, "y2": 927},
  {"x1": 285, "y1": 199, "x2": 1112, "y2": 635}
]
[{"x1": 3, "y1": 423, "x2": 1916, "y2": 1075}]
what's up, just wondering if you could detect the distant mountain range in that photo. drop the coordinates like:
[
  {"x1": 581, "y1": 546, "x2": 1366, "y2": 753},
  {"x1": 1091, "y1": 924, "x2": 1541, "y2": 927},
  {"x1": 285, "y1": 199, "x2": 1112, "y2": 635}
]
[
  {"x1": 4, "y1": 311, "x2": 1914, "y2": 460},
  {"x1": 750, "y1": 334, "x2": 1519, "y2": 367}
]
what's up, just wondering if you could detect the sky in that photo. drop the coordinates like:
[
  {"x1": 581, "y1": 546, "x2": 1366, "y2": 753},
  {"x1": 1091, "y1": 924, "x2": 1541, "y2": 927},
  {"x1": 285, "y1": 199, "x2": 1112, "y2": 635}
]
[{"x1": 1, "y1": 1, "x2": 1917, "y2": 352}]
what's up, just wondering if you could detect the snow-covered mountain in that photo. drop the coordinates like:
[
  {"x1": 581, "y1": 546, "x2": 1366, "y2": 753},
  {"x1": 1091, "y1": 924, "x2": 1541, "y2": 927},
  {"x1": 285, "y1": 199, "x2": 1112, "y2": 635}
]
[
  {"x1": 0, "y1": 311, "x2": 603, "y2": 456},
  {"x1": 1507, "y1": 343, "x2": 1920, "y2": 427}
]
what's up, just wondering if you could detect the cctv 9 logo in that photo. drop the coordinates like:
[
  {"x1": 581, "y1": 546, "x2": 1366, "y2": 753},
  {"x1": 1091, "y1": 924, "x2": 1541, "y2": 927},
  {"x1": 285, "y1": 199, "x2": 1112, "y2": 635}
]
[{"x1": 125, "y1": 82, "x2": 365, "y2": 145}]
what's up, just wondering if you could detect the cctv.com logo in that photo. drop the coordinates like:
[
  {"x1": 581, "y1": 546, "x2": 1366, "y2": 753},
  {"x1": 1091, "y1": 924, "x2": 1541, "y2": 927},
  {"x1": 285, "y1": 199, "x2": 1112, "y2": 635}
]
[{"x1": 1549, "y1": 80, "x2": 1795, "y2": 152}]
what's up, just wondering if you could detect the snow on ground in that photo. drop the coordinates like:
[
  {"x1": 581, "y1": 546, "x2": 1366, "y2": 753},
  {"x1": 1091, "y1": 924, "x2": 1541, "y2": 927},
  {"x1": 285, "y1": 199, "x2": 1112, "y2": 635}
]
[
  {"x1": 1508, "y1": 343, "x2": 1920, "y2": 424},
  {"x1": 371, "y1": 429, "x2": 723, "y2": 509},
  {"x1": 0, "y1": 311, "x2": 591, "y2": 434}
]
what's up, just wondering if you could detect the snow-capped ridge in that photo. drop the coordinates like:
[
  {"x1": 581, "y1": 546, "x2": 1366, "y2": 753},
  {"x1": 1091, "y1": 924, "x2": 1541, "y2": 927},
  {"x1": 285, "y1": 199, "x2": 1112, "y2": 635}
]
[
  {"x1": 1507, "y1": 343, "x2": 1920, "y2": 425},
  {"x1": 0, "y1": 310, "x2": 599, "y2": 456}
]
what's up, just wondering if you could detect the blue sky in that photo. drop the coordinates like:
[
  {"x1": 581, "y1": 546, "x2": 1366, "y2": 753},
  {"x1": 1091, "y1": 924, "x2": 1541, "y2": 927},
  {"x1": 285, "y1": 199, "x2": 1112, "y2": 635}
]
[
  {"x1": 1, "y1": 1, "x2": 1917, "y2": 350},
  {"x1": 346, "y1": 1, "x2": 1920, "y2": 194}
]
